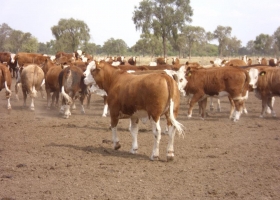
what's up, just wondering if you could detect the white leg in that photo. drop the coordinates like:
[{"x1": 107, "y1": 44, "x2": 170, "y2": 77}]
[
  {"x1": 71, "y1": 102, "x2": 76, "y2": 110},
  {"x1": 64, "y1": 105, "x2": 71, "y2": 118},
  {"x1": 210, "y1": 97, "x2": 214, "y2": 111},
  {"x1": 233, "y1": 111, "x2": 241, "y2": 122},
  {"x1": 111, "y1": 126, "x2": 121, "y2": 150},
  {"x1": 59, "y1": 105, "x2": 65, "y2": 114},
  {"x1": 80, "y1": 105, "x2": 85, "y2": 114},
  {"x1": 129, "y1": 118, "x2": 139, "y2": 154},
  {"x1": 217, "y1": 98, "x2": 221, "y2": 112},
  {"x1": 150, "y1": 119, "x2": 161, "y2": 161},
  {"x1": 30, "y1": 98, "x2": 35, "y2": 111},
  {"x1": 166, "y1": 125, "x2": 176, "y2": 161},
  {"x1": 102, "y1": 104, "x2": 108, "y2": 117},
  {"x1": 7, "y1": 97, "x2": 11, "y2": 109}
]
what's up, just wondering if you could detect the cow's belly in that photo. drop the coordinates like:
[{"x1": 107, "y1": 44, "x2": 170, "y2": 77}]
[
  {"x1": 216, "y1": 91, "x2": 229, "y2": 97},
  {"x1": 132, "y1": 110, "x2": 148, "y2": 118}
]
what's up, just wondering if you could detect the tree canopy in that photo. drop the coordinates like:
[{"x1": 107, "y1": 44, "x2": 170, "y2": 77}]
[{"x1": 132, "y1": 0, "x2": 193, "y2": 57}]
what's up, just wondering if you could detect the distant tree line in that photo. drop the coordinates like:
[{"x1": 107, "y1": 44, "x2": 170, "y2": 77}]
[{"x1": 0, "y1": 0, "x2": 280, "y2": 58}]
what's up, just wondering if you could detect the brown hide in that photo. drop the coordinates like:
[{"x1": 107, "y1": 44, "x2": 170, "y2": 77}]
[
  {"x1": 15, "y1": 52, "x2": 49, "y2": 67},
  {"x1": 224, "y1": 59, "x2": 247, "y2": 67},
  {"x1": 185, "y1": 67, "x2": 250, "y2": 118},
  {"x1": 256, "y1": 68, "x2": 280, "y2": 97},
  {"x1": 0, "y1": 52, "x2": 11, "y2": 63},
  {"x1": 91, "y1": 61, "x2": 180, "y2": 126},
  {"x1": 156, "y1": 57, "x2": 168, "y2": 65},
  {"x1": 0, "y1": 63, "x2": 12, "y2": 95},
  {"x1": 128, "y1": 57, "x2": 137, "y2": 65},
  {"x1": 144, "y1": 64, "x2": 173, "y2": 70}
]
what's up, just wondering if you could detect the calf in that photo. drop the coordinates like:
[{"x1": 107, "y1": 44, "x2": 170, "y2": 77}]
[
  {"x1": 83, "y1": 61, "x2": 185, "y2": 161},
  {"x1": 0, "y1": 63, "x2": 12, "y2": 109}
]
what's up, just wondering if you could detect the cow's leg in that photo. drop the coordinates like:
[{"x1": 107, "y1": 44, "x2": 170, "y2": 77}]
[
  {"x1": 166, "y1": 125, "x2": 176, "y2": 161},
  {"x1": 79, "y1": 93, "x2": 86, "y2": 114},
  {"x1": 15, "y1": 82, "x2": 21, "y2": 101},
  {"x1": 267, "y1": 97, "x2": 276, "y2": 117},
  {"x1": 30, "y1": 97, "x2": 35, "y2": 111},
  {"x1": 129, "y1": 117, "x2": 139, "y2": 154},
  {"x1": 198, "y1": 98, "x2": 207, "y2": 119},
  {"x1": 228, "y1": 97, "x2": 236, "y2": 119},
  {"x1": 86, "y1": 93, "x2": 91, "y2": 109},
  {"x1": 102, "y1": 96, "x2": 108, "y2": 117},
  {"x1": 217, "y1": 98, "x2": 221, "y2": 112},
  {"x1": 111, "y1": 116, "x2": 121, "y2": 150},
  {"x1": 209, "y1": 97, "x2": 214, "y2": 111},
  {"x1": 266, "y1": 96, "x2": 275, "y2": 114},
  {"x1": 150, "y1": 119, "x2": 161, "y2": 161},
  {"x1": 188, "y1": 93, "x2": 204, "y2": 118},
  {"x1": 64, "y1": 104, "x2": 71, "y2": 118},
  {"x1": 233, "y1": 99, "x2": 243, "y2": 122},
  {"x1": 260, "y1": 98, "x2": 268, "y2": 118},
  {"x1": 22, "y1": 90, "x2": 27, "y2": 108},
  {"x1": 46, "y1": 87, "x2": 51, "y2": 109}
]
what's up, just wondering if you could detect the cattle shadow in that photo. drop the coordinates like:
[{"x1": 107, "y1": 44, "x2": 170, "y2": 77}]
[{"x1": 46, "y1": 142, "x2": 152, "y2": 161}]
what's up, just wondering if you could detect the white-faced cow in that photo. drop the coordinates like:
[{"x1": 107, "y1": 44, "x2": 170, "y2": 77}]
[{"x1": 83, "y1": 60, "x2": 185, "y2": 161}]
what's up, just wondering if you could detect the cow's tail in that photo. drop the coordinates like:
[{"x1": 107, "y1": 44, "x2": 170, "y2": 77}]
[
  {"x1": 30, "y1": 65, "x2": 38, "y2": 98},
  {"x1": 61, "y1": 69, "x2": 73, "y2": 104},
  {"x1": 166, "y1": 76, "x2": 185, "y2": 137}
]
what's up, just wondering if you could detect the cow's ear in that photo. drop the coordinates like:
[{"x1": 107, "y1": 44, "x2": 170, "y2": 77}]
[
  {"x1": 186, "y1": 67, "x2": 192, "y2": 76},
  {"x1": 259, "y1": 71, "x2": 266, "y2": 76},
  {"x1": 210, "y1": 61, "x2": 214, "y2": 64},
  {"x1": 185, "y1": 61, "x2": 189, "y2": 65}
]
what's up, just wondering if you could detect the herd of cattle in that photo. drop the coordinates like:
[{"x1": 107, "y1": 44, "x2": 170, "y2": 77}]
[{"x1": 0, "y1": 51, "x2": 279, "y2": 161}]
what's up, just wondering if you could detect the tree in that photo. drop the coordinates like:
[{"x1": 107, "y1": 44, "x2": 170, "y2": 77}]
[
  {"x1": 51, "y1": 18, "x2": 90, "y2": 52},
  {"x1": 0, "y1": 23, "x2": 12, "y2": 51},
  {"x1": 132, "y1": 0, "x2": 193, "y2": 57},
  {"x1": 21, "y1": 37, "x2": 38, "y2": 53},
  {"x1": 102, "y1": 38, "x2": 128, "y2": 56},
  {"x1": 254, "y1": 33, "x2": 272, "y2": 55},
  {"x1": 224, "y1": 36, "x2": 241, "y2": 57},
  {"x1": 8, "y1": 30, "x2": 33, "y2": 52},
  {"x1": 181, "y1": 25, "x2": 207, "y2": 59},
  {"x1": 213, "y1": 25, "x2": 232, "y2": 56}
]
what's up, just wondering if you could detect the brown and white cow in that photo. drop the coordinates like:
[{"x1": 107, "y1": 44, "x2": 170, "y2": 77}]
[
  {"x1": 0, "y1": 63, "x2": 12, "y2": 109},
  {"x1": 247, "y1": 66, "x2": 280, "y2": 118},
  {"x1": 184, "y1": 66, "x2": 250, "y2": 121},
  {"x1": 83, "y1": 60, "x2": 185, "y2": 161},
  {"x1": 58, "y1": 65, "x2": 87, "y2": 118},
  {"x1": 0, "y1": 52, "x2": 16, "y2": 77},
  {"x1": 20, "y1": 64, "x2": 45, "y2": 110}
]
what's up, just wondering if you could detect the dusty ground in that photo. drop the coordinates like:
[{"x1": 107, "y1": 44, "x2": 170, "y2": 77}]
[{"x1": 0, "y1": 80, "x2": 280, "y2": 200}]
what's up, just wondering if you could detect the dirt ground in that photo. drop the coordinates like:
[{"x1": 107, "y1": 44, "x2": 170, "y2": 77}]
[{"x1": 0, "y1": 80, "x2": 280, "y2": 200}]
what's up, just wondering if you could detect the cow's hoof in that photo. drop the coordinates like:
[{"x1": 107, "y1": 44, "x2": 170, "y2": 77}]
[
  {"x1": 64, "y1": 115, "x2": 70, "y2": 119},
  {"x1": 130, "y1": 149, "x2": 138, "y2": 154},
  {"x1": 114, "y1": 142, "x2": 121, "y2": 150},
  {"x1": 167, "y1": 156, "x2": 174, "y2": 162},
  {"x1": 150, "y1": 155, "x2": 159, "y2": 161}
]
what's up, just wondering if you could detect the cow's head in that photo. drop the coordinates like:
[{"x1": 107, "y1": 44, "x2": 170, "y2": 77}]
[
  {"x1": 175, "y1": 66, "x2": 187, "y2": 95},
  {"x1": 83, "y1": 61, "x2": 97, "y2": 85},
  {"x1": 248, "y1": 68, "x2": 260, "y2": 89}
]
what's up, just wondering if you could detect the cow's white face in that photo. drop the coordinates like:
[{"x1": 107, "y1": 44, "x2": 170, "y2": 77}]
[
  {"x1": 176, "y1": 66, "x2": 188, "y2": 95},
  {"x1": 83, "y1": 61, "x2": 96, "y2": 85},
  {"x1": 10, "y1": 54, "x2": 15, "y2": 63},
  {"x1": 248, "y1": 68, "x2": 259, "y2": 88}
]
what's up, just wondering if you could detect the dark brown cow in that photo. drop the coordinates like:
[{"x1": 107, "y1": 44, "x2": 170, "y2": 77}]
[
  {"x1": 156, "y1": 57, "x2": 168, "y2": 65},
  {"x1": 127, "y1": 56, "x2": 137, "y2": 66},
  {"x1": 0, "y1": 52, "x2": 17, "y2": 77},
  {"x1": 83, "y1": 60, "x2": 184, "y2": 161},
  {"x1": 184, "y1": 66, "x2": 250, "y2": 121},
  {"x1": 0, "y1": 63, "x2": 12, "y2": 109},
  {"x1": 20, "y1": 64, "x2": 45, "y2": 110},
  {"x1": 58, "y1": 65, "x2": 87, "y2": 118}
]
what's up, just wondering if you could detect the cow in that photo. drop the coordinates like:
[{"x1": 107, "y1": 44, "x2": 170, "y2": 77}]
[
  {"x1": 224, "y1": 59, "x2": 247, "y2": 67},
  {"x1": 257, "y1": 57, "x2": 268, "y2": 65},
  {"x1": 156, "y1": 57, "x2": 168, "y2": 65},
  {"x1": 0, "y1": 52, "x2": 16, "y2": 77},
  {"x1": 127, "y1": 56, "x2": 137, "y2": 66},
  {"x1": 83, "y1": 60, "x2": 185, "y2": 161},
  {"x1": 184, "y1": 66, "x2": 250, "y2": 122},
  {"x1": 15, "y1": 52, "x2": 49, "y2": 69},
  {"x1": 0, "y1": 63, "x2": 12, "y2": 109},
  {"x1": 41, "y1": 58, "x2": 63, "y2": 110},
  {"x1": 58, "y1": 65, "x2": 87, "y2": 118},
  {"x1": 247, "y1": 66, "x2": 280, "y2": 118},
  {"x1": 20, "y1": 64, "x2": 45, "y2": 110}
]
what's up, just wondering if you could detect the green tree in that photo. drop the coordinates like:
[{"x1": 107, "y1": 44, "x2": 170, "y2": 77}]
[
  {"x1": 102, "y1": 38, "x2": 128, "y2": 56},
  {"x1": 8, "y1": 30, "x2": 33, "y2": 52},
  {"x1": 0, "y1": 23, "x2": 13, "y2": 51},
  {"x1": 182, "y1": 25, "x2": 207, "y2": 59},
  {"x1": 254, "y1": 33, "x2": 272, "y2": 55},
  {"x1": 51, "y1": 18, "x2": 90, "y2": 52},
  {"x1": 273, "y1": 26, "x2": 280, "y2": 54},
  {"x1": 132, "y1": 0, "x2": 193, "y2": 57},
  {"x1": 225, "y1": 36, "x2": 241, "y2": 56},
  {"x1": 21, "y1": 37, "x2": 38, "y2": 53},
  {"x1": 82, "y1": 42, "x2": 98, "y2": 56},
  {"x1": 213, "y1": 25, "x2": 232, "y2": 56}
]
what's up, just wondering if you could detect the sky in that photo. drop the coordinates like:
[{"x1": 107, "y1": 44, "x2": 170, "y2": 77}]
[{"x1": 1, "y1": 0, "x2": 280, "y2": 47}]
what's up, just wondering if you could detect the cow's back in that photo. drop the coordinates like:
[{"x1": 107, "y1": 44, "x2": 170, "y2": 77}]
[{"x1": 21, "y1": 64, "x2": 44, "y2": 90}]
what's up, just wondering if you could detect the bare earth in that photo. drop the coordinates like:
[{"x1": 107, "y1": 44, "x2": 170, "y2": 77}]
[{"x1": 0, "y1": 81, "x2": 280, "y2": 200}]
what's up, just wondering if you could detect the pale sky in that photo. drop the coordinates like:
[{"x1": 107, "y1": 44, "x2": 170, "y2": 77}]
[{"x1": 1, "y1": 0, "x2": 280, "y2": 47}]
